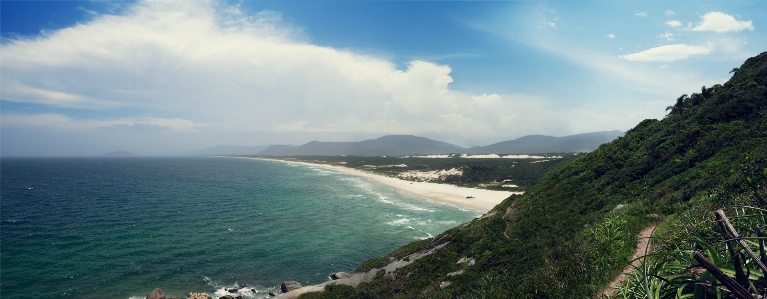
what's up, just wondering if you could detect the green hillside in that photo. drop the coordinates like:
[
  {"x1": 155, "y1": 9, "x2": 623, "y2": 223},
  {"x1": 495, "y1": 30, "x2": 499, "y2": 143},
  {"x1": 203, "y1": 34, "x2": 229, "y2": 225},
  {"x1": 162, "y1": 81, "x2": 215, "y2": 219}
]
[{"x1": 300, "y1": 52, "x2": 767, "y2": 298}]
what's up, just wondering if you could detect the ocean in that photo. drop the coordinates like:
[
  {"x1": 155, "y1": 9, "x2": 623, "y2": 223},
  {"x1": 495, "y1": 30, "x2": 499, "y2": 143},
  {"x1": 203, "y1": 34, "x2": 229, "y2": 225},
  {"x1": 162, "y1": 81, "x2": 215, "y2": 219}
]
[{"x1": 0, "y1": 157, "x2": 479, "y2": 299}]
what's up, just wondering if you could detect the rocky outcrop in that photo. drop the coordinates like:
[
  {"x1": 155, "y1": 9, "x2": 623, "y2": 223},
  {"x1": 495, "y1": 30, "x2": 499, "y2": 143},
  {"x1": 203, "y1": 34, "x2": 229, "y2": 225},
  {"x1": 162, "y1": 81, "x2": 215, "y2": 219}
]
[
  {"x1": 218, "y1": 295, "x2": 233, "y2": 299},
  {"x1": 330, "y1": 272, "x2": 350, "y2": 280},
  {"x1": 186, "y1": 292, "x2": 209, "y2": 299},
  {"x1": 272, "y1": 242, "x2": 451, "y2": 299},
  {"x1": 456, "y1": 257, "x2": 475, "y2": 266},
  {"x1": 147, "y1": 288, "x2": 166, "y2": 299},
  {"x1": 281, "y1": 281, "x2": 302, "y2": 293},
  {"x1": 446, "y1": 270, "x2": 464, "y2": 277},
  {"x1": 192, "y1": 293, "x2": 209, "y2": 299}
]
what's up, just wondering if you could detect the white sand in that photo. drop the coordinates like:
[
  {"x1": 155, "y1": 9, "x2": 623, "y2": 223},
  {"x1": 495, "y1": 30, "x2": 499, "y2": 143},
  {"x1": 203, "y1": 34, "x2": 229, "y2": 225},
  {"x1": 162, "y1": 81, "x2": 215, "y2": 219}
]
[{"x1": 254, "y1": 158, "x2": 516, "y2": 212}]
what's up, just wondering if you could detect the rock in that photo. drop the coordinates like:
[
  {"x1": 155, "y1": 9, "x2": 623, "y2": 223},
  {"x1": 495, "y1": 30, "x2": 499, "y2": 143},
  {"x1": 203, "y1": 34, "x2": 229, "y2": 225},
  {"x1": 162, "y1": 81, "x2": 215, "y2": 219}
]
[
  {"x1": 186, "y1": 293, "x2": 209, "y2": 299},
  {"x1": 219, "y1": 296, "x2": 234, "y2": 299},
  {"x1": 281, "y1": 281, "x2": 302, "y2": 293},
  {"x1": 446, "y1": 270, "x2": 464, "y2": 277},
  {"x1": 147, "y1": 288, "x2": 166, "y2": 299},
  {"x1": 236, "y1": 296, "x2": 243, "y2": 299},
  {"x1": 647, "y1": 213, "x2": 662, "y2": 221},
  {"x1": 268, "y1": 290, "x2": 276, "y2": 296},
  {"x1": 228, "y1": 288, "x2": 238, "y2": 293},
  {"x1": 456, "y1": 257, "x2": 475, "y2": 266},
  {"x1": 439, "y1": 281, "x2": 451, "y2": 289},
  {"x1": 331, "y1": 272, "x2": 351, "y2": 280},
  {"x1": 250, "y1": 289, "x2": 256, "y2": 292}
]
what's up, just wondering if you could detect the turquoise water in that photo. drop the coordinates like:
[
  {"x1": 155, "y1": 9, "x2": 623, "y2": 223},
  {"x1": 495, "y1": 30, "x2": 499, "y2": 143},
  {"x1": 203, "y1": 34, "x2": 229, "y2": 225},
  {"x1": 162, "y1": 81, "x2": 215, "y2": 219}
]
[{"x1": 0, "y1": 157, "x2": 479, "y2": 298}]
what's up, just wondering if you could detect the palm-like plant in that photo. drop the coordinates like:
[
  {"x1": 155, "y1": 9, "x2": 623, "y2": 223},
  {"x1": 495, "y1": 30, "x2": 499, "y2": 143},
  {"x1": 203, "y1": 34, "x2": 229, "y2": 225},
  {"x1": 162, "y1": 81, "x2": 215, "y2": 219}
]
[{"x1": 618, "y1": 208, "x2": 767, "y2": 299}]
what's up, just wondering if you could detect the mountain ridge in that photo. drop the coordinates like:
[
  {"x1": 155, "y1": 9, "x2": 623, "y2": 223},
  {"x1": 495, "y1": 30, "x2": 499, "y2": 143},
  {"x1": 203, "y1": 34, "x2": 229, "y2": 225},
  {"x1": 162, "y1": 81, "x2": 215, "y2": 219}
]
[{"x1": 256, "y1": 131, "x2": 622, "y2": 156}]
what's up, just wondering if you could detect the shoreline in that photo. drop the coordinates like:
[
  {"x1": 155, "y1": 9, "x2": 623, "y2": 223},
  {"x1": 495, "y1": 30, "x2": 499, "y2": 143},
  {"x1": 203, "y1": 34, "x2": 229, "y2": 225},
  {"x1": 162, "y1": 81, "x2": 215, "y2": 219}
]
[{"x1": 248, "y1": 157, "x2": 518, "y2": 212}]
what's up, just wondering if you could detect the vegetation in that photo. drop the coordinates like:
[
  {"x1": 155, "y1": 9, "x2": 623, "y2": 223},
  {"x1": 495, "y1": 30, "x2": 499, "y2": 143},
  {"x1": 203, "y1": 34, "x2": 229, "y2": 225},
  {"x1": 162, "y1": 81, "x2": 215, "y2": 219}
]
[
  {"x1": 269, "y1": 154, "x2": 578, "y2": 191},
  {"x1": 297, "y1": 52, "x2": 767, "y2": 298}
]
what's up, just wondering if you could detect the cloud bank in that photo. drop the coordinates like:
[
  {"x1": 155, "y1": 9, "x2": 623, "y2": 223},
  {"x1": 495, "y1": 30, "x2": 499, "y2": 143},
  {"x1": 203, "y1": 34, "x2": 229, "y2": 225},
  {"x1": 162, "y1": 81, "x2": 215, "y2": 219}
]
[
  {"x1": 1, "y1": 2, "x2": 490, "y2": 133},
  {"x1": 4, "y1": 0, "x2": 622, "y2": 155},
  {"x1": 692, "y1": 11, "x2": 754, "y2": 33}
]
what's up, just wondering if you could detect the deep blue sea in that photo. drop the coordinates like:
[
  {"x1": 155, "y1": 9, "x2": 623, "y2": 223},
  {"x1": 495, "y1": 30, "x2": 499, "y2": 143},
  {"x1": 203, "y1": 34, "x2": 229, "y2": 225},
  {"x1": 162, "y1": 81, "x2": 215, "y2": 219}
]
[{"x1": 0, "y1": 157, "x2": 478, "y2": 298}]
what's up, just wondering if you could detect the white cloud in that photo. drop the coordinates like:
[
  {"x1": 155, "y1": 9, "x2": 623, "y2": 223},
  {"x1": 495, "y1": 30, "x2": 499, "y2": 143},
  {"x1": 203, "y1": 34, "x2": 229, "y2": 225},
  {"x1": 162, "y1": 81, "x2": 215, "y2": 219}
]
[
  {"x1": 620, "y1": 44, "x2": 712, "y2": 62},
  {"x1": 5, "y1": 0, "x2": 585, "y2": 151},
  {"x1": 1, "y1": 113, "x2": 206, "y2": 132},
  {"x1": 666, "y1": 20, "x2": 682, "y2": 28},
  {"x1": 657, "y1": 32, "x2": 674, "y2": 41},
  {"x1": 546, "y1": 21, "x2": 557, "y2": 28},
  {"x1": 665, "y1": 10, "x2": 675, "y2": 16},
  {"x1": 692, "y1": 11, "x2": 755, "y2": 33},
  {"x1": 636, "y1": 12, "x2": 648, "y2": 17},
  {"x1": 605, "y1": 34, "x2": 615, "y2": 39}
]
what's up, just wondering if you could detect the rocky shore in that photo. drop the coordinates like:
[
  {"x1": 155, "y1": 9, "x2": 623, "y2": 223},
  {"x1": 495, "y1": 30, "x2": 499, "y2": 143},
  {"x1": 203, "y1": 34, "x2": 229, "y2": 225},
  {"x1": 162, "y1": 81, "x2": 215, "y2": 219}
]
[{"x1": 144, "y1": 224, "x2": 468, "y2": 299}]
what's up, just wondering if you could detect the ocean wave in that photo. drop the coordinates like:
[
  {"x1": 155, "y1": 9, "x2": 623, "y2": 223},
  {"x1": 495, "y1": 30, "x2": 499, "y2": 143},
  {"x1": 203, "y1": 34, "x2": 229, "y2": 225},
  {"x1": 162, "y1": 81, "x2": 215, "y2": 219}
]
[
  {"x1": 387, "y1": 218, "x2": 410, "y2": 225},
  {"x1": 203, "y1": 277, "x2": 276, "y2": 299}
]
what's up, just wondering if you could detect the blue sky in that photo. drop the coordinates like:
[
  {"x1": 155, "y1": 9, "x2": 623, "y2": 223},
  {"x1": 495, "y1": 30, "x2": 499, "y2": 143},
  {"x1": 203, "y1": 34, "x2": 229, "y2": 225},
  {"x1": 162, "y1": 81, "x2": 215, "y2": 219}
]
[{"x1": 1, "y1": 0, "x2": 765, "y2": 156}]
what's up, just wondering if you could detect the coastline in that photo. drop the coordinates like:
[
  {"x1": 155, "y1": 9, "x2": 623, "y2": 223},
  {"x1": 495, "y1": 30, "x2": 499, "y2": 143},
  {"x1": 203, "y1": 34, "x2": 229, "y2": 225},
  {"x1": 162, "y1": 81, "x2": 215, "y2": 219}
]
[{"x1": 248, "y1": 157, "x2": 518, "y2": 212}]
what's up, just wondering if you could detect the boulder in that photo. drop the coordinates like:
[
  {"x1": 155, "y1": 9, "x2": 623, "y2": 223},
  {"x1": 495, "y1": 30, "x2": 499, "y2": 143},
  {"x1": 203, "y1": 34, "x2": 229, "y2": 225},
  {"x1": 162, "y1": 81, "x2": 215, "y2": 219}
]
[
  {"x1": 446, "y1": 270, "x2": 464, "y2": 277},
  {"x1": 330, "y1": 272, "x2": 351, "y2": 280},
  {"x1": 647, "y1": 213, "x2": 662, "y2": 221},
  {"x1": 456, "y1": 257, "x2": 475, "y2": 266},
  {"x1": 281, "y1": 281, "x2": 302, "y2": 293},
  {"x1": 219, "y1": 296, "x2": 234, "y2": 299},
  {"x1": 236, "y1": 296, "x2": 243, "y2": 299},
  {"x1": 147, "y1": 288, "x2": 166, "y2": 299},
  {"x1": 186, "y1": 293, "x2": 209, "y2": 299},
  {"x1": 439, "y1": 281, "x2": 451, "y2": 289},
  {"x1": 268, "y1": 290, "x2": 276, "y2": 296},
  {"x1": 228, "y1": 288, "x2": 238, "y2": 293}
]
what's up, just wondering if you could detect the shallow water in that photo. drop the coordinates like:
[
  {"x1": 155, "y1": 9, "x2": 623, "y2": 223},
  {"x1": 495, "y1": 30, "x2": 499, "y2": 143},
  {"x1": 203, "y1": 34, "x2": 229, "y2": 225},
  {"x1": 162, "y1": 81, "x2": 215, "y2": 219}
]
[{"x1": 0, "y1": 157, "x2": 478, "y2": 298}]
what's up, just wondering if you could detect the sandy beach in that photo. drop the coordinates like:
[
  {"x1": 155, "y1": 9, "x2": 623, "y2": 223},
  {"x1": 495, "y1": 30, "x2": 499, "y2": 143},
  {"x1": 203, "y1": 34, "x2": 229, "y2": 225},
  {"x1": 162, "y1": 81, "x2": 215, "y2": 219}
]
[{"x1": 253, "y1": 158, "x2": 518, "y2": 212}]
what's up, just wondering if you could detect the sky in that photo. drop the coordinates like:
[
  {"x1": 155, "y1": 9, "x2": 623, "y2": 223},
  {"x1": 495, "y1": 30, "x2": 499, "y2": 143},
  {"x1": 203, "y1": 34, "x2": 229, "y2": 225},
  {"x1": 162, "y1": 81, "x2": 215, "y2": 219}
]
[{"x1": 1, "y1": 0, "x2": 765, "y2": 156}]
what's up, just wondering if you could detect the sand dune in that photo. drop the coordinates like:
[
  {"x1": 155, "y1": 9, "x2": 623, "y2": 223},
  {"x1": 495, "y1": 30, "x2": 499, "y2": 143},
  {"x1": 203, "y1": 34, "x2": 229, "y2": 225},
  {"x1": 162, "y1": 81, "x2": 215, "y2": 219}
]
[{"x1": 257, "y1": 158, "x2": 517, "y2": 212}]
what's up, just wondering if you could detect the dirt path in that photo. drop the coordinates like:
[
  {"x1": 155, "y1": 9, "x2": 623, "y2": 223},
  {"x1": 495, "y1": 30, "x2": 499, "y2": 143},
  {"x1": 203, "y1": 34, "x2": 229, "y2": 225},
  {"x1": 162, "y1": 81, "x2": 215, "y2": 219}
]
[
  {"x1": 503, "y1": 201, "x2": 517, "y2": 239},
  {"x1": 600, "y1": 224, "x2": 658, "y2": 297}
]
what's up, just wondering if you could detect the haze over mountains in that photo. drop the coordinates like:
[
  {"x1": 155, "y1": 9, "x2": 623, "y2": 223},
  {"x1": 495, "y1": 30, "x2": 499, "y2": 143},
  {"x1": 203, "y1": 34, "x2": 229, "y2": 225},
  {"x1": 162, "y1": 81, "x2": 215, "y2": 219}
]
[
  {"x1": 189, "y1": 145, "x2": 271, "y2": 156},
  {"x1": 245, "y1": 131, "x2": 623, "y2": 156}
]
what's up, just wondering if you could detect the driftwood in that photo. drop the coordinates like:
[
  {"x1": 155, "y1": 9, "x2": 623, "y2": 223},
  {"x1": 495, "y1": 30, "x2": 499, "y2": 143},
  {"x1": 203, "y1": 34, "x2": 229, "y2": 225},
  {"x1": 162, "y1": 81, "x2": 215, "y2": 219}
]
[
  {"x1": 692, "y1": 251, "x2": 755, "y2": 299},
  {"x1": 716, "y1": 210, "x2": 767, "y2": 275}
]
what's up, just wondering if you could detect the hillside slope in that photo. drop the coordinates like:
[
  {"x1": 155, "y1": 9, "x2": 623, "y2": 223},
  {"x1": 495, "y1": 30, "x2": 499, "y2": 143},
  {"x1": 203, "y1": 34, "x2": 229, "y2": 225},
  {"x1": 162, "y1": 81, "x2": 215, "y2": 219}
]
[
  {"x1": 470, "y1": 130, "x2": 623, "y2": 154},
  {"x1": 298, "y1": 52, "x2": 767, "y2": 298},
  {"x1": 258, "y1": 135, "x2": 464, "y2": 156}
]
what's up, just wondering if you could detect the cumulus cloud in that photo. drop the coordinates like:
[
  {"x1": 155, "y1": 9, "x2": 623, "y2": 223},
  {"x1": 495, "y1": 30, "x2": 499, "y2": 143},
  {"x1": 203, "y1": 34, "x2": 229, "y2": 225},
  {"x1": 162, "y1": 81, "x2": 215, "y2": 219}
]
[
  {"x1": 666, "y1": 20, "x2": 682, "y2": 28},
  {"x1": 665, "y1": 10, "x2": 675, "y2": 16},
  {"x1": 620, "y1": 44, "x2": 712, "y2": 62},
  {"x1": 692, "y1": 11, "x2": 755, "y2": 33},
  {"x1": 657, "y1": 32, "x2": 674, "y2": 41},
  {"x1": 5, "y1": 0, "x2": 605, "y2": 154},
  {"x1": 605, "y1": 34, "x2": 615, "y2": 39},
  {"x1": 636, "y1": 12, "x2": 647, "y2": 17}
]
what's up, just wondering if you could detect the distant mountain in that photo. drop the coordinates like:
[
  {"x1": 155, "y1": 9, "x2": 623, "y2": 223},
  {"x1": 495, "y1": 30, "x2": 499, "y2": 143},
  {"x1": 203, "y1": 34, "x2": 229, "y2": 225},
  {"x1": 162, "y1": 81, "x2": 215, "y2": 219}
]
[
  {"x1": 103, "y1": 151, "x2": 138, "y2": 157},
  {"x1": 257, "y1": 135, "x2": 465, "y2": 156},
  {"x1": 190, "y1": 145, "x2": 270, "y2": 156},
  {"x1": 258, "y1": 145, "x2": 297, "y2": 156},
  {"x1": 256, "y1": 132, "x2": 623, "y2": 156},
  {"x1": 470, "y1": 130, "x2": 623, "y2": 154}
]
